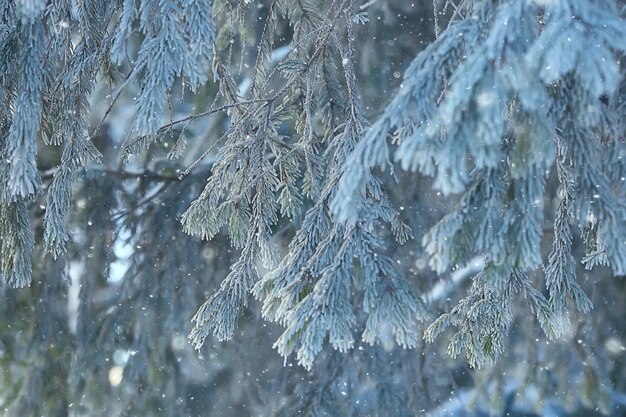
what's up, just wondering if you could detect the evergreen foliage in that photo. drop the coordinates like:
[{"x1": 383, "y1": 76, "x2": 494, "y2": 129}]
[
  {"x1": 0, "y1": 0, "x2": 625, "y2": 415},
  {"x1": 333, "y1": 0, "x2": 626, "y2": 366}
]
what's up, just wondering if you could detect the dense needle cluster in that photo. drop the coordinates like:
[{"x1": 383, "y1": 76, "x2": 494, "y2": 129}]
[{"x1": 0, "y1": 0, "x2": 625, "y2": 415}]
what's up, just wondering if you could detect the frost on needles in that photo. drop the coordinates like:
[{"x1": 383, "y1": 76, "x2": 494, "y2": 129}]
[
  {"x1": 0, "y1": 0, "x2": 625, "y2": 374},
  {"x1": 334, "y1": 0, "x2": 626, "y2": 366}
]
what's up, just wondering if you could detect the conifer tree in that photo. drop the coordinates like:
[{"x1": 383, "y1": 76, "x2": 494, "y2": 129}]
[{"x1": 0, "y1": 0, "x2": 625, "y2": 416}]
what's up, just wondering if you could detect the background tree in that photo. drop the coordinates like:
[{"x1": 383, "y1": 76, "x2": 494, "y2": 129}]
[{"x1": 0, "y1": 0, "x2": 625, "y2": 416}]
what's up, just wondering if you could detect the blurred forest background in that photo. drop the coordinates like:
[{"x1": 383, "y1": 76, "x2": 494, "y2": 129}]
[{"x1": 0, "y1": 1, "x2": 625, "y2": 416}]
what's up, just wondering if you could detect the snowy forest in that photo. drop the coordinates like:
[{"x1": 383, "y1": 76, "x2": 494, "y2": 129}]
[{"x1": 0, "y1": 0, "x2": 625, "y2": 416}]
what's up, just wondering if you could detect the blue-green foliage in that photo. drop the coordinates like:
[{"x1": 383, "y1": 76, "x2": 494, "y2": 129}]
[
  {"x1": 333, "y1": 0, "x2": 626, "y2": 366},
  {"x1": 0, "y1": 0, "x2": 46, "y2": 287},
  {"x1": 43, "y1": 0, "x2": 108, "y2": 258},
  {"x1": 118, "y1": 0, "x2": 215, "y2": 154},
  {"x1": 0, "y1": 0, "x2": 623, "y2": 414},
  {"x1": 0, "y1": 0, "x2": 624, "y2": 377},
  {"x1": 254, "y1": 119, "x2": 423, "y2": 369},
  {"x1": 0, "y1": 0, "x2": 215, "y2": 286},
  {"x1": 6, "y1": 4, "x2": 44, "y2": 199},
  {"x1": 182, "y1": 1, "x2": 424, "y2": 369},
  {"x1": 0, "y1": 200, "x2": 34, "y2": 288}
]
